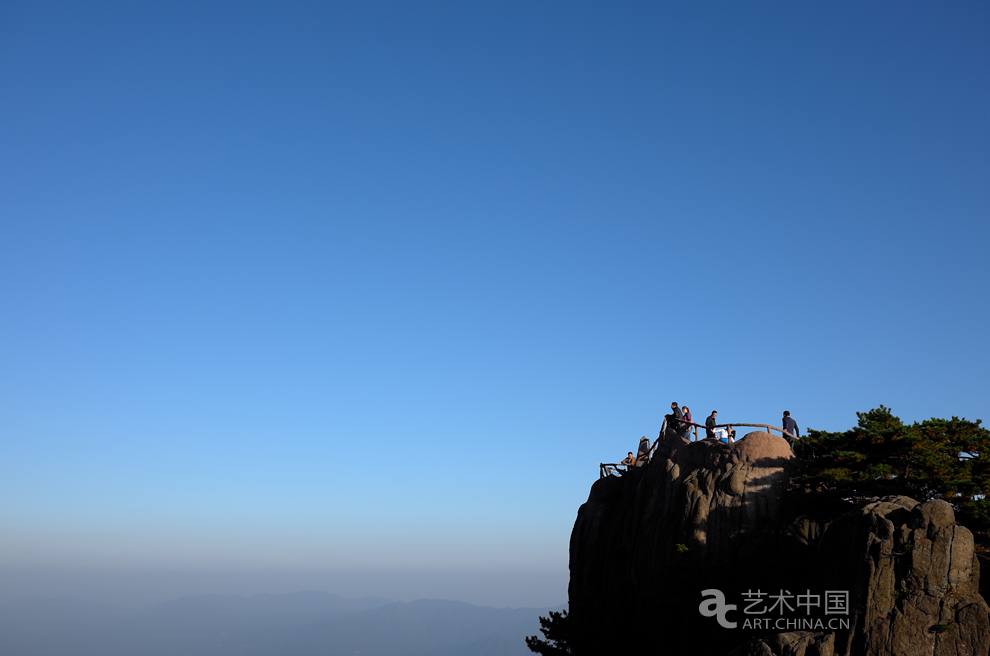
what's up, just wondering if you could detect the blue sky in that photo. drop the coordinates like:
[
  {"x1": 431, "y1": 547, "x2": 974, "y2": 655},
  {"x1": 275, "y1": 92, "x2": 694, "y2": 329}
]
[{"x1": 1, "y1": 2, "x2": 988, "y2": 607}]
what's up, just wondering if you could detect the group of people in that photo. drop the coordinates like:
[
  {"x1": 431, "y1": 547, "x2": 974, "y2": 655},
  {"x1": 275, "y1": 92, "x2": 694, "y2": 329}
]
[
  {"x1": 664, "y1": 402, "x2": 801, "y2": 444},
  {"x1": 665, "y1": 402, "x2": 736, "y2": 443},
  {"x1": 613, "y1": 405, "x2": 802, "y2": 472}
]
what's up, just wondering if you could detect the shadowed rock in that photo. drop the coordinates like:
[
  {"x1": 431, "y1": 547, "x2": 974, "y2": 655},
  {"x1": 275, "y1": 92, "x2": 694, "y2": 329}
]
[
  {"x1": 568, "y1": 431, "x2": 798, "y2": 654},
  {"x1": 734, "y1": 497, "x2": 990, "y2": 656},
  {"x1": 567, "y1": 431, "x2": 990, "y2": 655}
]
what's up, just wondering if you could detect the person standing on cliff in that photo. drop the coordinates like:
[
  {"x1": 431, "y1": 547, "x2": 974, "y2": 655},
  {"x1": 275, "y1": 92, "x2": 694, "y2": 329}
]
[
  {"x1": 682, "y1": 406, "x2": 694, "y2": 440},
  {"x1": 705, "y1": 410, "x2": 718, "y2": 440},
  {"x1": 666, "y1": 402, "x2": 683, "y2": 437},
  {"x1": 782, "y1": 411, "x2": 800, "y2": 445}
]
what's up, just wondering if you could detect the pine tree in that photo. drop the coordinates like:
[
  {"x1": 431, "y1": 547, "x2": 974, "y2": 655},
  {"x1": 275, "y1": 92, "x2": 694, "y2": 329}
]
[
  {"x1": 525, "y1": 610, "x2": 573, "y2": 655},
  {"x1": 792, "y1": 406, "x2": 990, "y2": 543}
]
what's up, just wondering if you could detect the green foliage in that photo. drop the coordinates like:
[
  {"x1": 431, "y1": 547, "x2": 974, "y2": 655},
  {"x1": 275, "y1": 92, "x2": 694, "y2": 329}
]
[
  {"x1": 793, "y1": 406, "x2": 990, "y2": 541},
  {"x1": 676, "y1": 543, "x2": 689, "y2": 553},
  {"x1": 526, "y1": 610, "x2": 573, "y2": 655}
]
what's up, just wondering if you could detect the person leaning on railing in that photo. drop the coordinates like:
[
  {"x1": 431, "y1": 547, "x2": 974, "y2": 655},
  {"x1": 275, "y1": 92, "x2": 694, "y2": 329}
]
[{"x1": 782, "y1": 411, "x2": 800, "y2": 447}]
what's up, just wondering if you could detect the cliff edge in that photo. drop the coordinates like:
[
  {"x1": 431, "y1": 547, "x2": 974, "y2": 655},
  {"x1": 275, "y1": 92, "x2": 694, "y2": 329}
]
[{"x1": 567, "y1": 431, "x2": 990, "y2": 655}]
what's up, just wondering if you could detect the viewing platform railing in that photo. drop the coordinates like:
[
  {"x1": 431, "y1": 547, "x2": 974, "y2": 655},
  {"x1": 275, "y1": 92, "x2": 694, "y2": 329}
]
[
  {"x1": 599, "y1": 421, "x2": 798, "y2": 479},
  {"x1": 655, "y1": 418, "x2": 796, "y2": 449}
]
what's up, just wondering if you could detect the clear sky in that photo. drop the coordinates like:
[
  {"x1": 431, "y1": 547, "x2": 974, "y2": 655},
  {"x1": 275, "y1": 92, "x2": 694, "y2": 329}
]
[{"x1": 1, "y1": 2, "x2": 988, "y2": 608}]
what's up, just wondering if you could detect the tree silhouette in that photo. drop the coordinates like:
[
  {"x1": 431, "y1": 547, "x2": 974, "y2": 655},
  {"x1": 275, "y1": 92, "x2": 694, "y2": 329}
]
[{"x1": 525, "y1": 609, "x2": 573, "y2": 655}]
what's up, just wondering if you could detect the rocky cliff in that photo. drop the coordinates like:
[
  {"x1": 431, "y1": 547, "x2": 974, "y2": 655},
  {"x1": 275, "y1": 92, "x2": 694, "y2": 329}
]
[{"x1": 567, "y1": 431, "x2": 990, "y2": 655}]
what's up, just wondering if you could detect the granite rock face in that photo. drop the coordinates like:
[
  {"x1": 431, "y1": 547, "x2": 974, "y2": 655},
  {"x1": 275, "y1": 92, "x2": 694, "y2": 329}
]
[
  {"x1": 734, "y1": 497, "x2": 990, "y2": 656},
  {"x1": 568, "y1": 431, "x2": 798, "y2": 654},
  {"x1": 567, "y1": 431, "x2": 990, "y2": 655}
]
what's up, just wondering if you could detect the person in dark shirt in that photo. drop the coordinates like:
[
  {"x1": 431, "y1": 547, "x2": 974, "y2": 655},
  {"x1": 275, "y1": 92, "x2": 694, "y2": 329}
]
[
  {"x1": 782, "y1": 411, "x2": 800, "y2": 446},
  {"x1": 705, "y1": 411, "x2": 718, "y2": 440},
  {"x1": 666, "y1": 402, "x2": 684, "y2": 437}
]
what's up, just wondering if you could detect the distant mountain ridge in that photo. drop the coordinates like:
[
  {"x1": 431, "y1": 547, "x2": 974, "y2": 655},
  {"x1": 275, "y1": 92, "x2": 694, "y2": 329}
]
[{"x1": 0, "y1": 591, "x2": 557, "y2": 656}]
